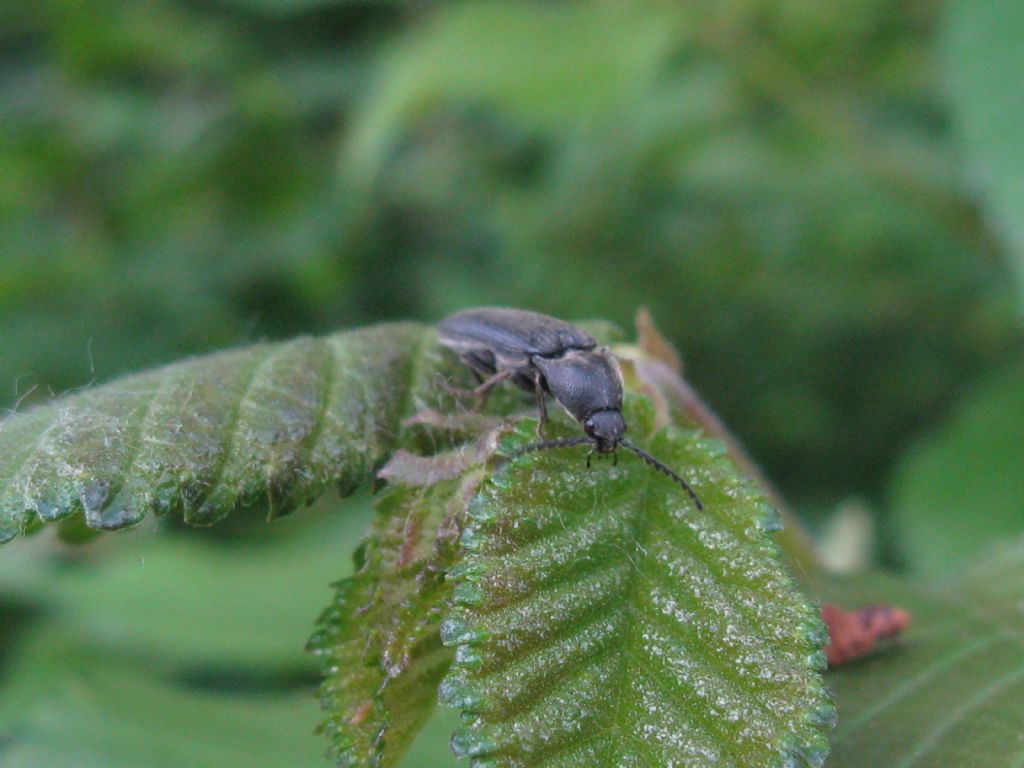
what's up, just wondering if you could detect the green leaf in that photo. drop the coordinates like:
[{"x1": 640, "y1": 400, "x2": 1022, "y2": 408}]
[
  {"x1": 3, "y1": 494, "x2": 375, "y2": 668},
  {"x1": 890, "y1": 364, "x2": 1024, "y2": 578},
  {"x1": 310, "y1": 453, "x2": 483, "y2": 767},
  {"x1": 403, "y1": 707, "x2": 463, "y2": 768},
  {"x1": 441, "y1": 408, "x2": 834, "y2": 767},
  {"x1": 945, "y1": 0, "x2": 1024, "y2": 288},
  {"x1": 343, "y1": 3, "x2": 682, "y2": 182},
  {"x1": 822, "y1": 539, "x2": 1024, "y2": 767},
  {"x1": 217, "y1": 0, "x2": 364, "y2": 16},
  {"x1": 0, "y1": 622, "x2": 329, "y2": 768},
  {"x1": 0, "y1": 499, "x2": 378, "y2": 768},
  {"x1": 0, "y1": 323, "x2": 450, "y2": 543}
]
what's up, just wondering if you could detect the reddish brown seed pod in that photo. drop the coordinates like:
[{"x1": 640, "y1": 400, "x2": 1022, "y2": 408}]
[{"x1": 821, "y1": 603, "x2": 911, "y2": 666}]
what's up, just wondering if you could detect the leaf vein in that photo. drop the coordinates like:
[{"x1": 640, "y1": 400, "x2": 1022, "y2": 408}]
[
  {"x1": 893, "y1": 657, "x2": 1024, "y2": 768},
  {"x1": 833, "y1": 630, "x2": 1010, "y2": 742},
  {"x1": 299, "y1": 337, "x2": 336, "y2": 488},
  {"x1": 475, "y1": 607, "x2": 625, "y2": 721},
  {"x1": 192, "y1": 346, "x2": 275, "y2": 513}
]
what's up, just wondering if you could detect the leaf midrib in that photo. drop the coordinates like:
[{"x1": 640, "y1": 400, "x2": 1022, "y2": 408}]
[
  {"x1": 602, "y1": 460, "x2": 779, "y2": 766},
  {"x1": 599, "y1": 462, "x2": 658, "y2": 765}
]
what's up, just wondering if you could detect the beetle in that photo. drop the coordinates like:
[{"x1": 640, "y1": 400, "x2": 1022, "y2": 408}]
[{"x1": 437, "y1": 307, "x2": 703, "y2": 510}]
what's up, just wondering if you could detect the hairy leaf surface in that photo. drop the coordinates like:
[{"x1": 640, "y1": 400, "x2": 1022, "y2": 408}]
[
  {"x1": 823, "y1": 538, "x2": 1024, "y2": 767},
  {"x1": 0, "y1": 323, "x2": 452, "y2": 543},
  {"x1": 441, "y1": 410, "x2": 834, "y2": 767},
  {"x1": 309, "y1": 451, "x2": 485, "y2": 767}
]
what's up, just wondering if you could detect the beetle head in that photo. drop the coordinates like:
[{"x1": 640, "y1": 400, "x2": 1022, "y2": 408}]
[{"x1": 584, "y1": 409, "x2": 626, "y2": 453}]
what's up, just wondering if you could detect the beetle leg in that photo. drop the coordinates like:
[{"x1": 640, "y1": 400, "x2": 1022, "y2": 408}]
[
  {"x1": 532, "y1": 372, "x2": 548, "y2": 438},
  {"x1": 586, "y1": 448, "x2": 595, "y2": 469},
  {"x1": 472, "y1": 369, "x2": 514, "y2": 405},
  {"x1": 612, "y1": 451, "x2": 618, "y2": 467},
  {"x1": 443, "y1": 368, "x2": 514, "y2": 406}
]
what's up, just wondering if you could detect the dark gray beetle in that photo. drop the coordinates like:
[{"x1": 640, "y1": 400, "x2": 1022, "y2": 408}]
[{"x1": 438, "y1": 307, "x2": 703, "y2": 509}]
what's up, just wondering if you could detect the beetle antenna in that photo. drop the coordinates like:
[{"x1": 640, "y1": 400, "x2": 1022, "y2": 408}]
[
  {"x1": 619, "y1": 439, "x2": 704, "y2": 511},
  {"x1": 507, "y1": 436, "x2": 591, "y2": 459}
]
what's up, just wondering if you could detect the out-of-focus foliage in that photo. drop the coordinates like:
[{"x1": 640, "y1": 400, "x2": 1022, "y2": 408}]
[
  {"x1": 945, "y1": 0, "x2": 1024, "y2": 289},
  {"x1": 0, "y1": 495, "x2": 373, "y2": 767},
  {"x1": 1, "y1": 0, "x2": 1021, "y2": 512},
  {"x1": 890, "y1": 363, "x2": 1024, "y2": 579},
  {"x1": 0, "y1": 492, "x2": 457, "y2": 768},
  {"x1": 821, "y1": 539, "x2": 1024, "y2": 767}
]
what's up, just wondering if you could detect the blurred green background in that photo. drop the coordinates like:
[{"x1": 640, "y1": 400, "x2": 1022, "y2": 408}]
[{"x1": 2, "y1": 1, "x2": 1024, "y2": 765}]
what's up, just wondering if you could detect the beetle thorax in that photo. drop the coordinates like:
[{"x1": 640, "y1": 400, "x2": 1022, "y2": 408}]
[{"x1": 532, "y1": 349, "x2": 623, "y2": 420}]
